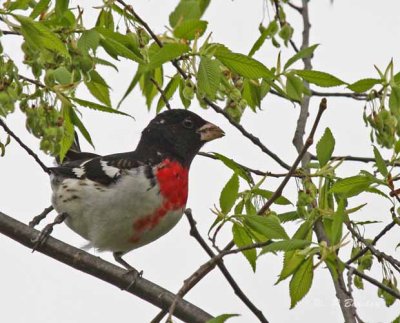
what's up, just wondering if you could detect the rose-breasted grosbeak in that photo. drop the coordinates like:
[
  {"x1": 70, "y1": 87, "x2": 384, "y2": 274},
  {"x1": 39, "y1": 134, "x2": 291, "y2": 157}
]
[{"x1": 48, "y1": 109, "x2": 224, "y2": 269}]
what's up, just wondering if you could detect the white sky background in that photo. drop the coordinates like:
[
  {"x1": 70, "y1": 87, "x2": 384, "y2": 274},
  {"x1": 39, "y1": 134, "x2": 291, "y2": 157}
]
[{"x1": 1, "y1": 0, "x2": 400, "y2": 322}]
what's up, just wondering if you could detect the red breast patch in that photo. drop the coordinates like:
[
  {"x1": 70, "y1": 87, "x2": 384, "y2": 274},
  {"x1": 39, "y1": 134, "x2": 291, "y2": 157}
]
[{"x1": 130, "y1": 159, "x2": 189, "y2": 242}]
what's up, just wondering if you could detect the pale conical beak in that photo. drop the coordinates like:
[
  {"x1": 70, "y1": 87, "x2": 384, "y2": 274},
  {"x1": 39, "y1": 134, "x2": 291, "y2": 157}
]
[{"x1": 197, "y1": 122, "x2": 225, "y2": 142}]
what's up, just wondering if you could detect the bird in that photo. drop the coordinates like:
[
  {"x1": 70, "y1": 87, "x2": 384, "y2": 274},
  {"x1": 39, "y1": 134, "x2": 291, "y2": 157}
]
[{"x1": 46, "y1": 109, "x2": 224, "y2": 271}]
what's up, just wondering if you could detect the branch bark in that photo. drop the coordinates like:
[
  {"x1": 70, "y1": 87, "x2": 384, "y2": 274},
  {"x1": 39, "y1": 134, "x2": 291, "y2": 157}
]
[{"x1": 0, "y1": 211, "x2": 213, "y2": 323}]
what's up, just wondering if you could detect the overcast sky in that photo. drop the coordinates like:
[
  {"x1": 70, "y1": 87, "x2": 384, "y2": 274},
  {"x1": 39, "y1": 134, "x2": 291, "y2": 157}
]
[{"x1": 1, "y1": 1, "x2": 400, "y2": 322}]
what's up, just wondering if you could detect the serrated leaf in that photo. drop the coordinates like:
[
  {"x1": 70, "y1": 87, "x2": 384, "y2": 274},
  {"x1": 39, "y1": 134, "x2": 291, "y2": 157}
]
[
  {"x1": 212, "y1": 152, "x2": 253, "y2": 184},
  {"x1": 197, "y1": 56, "x2": 221, "y2": 100},
  {"x1": 347, "y1": 78, "x2": 380, "y2": 93},
  {"x1": 68, "y1": 107, "x2": 93, "y2": 148},
  {"x1": 206, "y1": 313, "x2": 240, "y2": 323},
  {"x1": 52, "y1": 66, "x2": 72, "y2": 85},
  {"x1": 389, "y1": 85, "x2": 400, "y2": 114},
  {"x1": 278, "y1": 211, "x2": 300, "y2": 223},
  {"x1": 244, "y1": 214, "x2": 289, "y2": 240},
  {"x1": 145, "y1": 43, "x2": 190, "y2": 71},
  {"x1": 169, "y1": 0, "x2": 202, "y2": 28},
  {"x1": 232, "y1": 223, "x2": 256, "y2": 271},
  {"x1": 284, "y1": 44, "x2": 319, "y2": 70},
  {"x1": 285, "y1": 73, "x2": 304, "y2": 101},
  {"x1": 330, "y1": 198, "x2": 345, "y2": 245},
  {"x1": 289, "y1": 256, "x2": 313, "y2": 308},
  {"x1": 215, "y1": 46, "x2": 273, "y2": 79},
  {"x1": 277, "y1": 252, "x2": 305, "y2": 283},
  {"x1": 251, "y1": 188, "x2": 292, "y2": 205},
  {"x1": 156, "y1": 74, "x2": 181, "y2": 112},
  {"x1": 84, "y1": 70, "x2": 111, "y2": 107},
  {"x1": 260, "y1": 239, "x2": 311, "y2": 255},
  {"x1": 78, "y1": 29, "x2": 100, "y2": 54},
  {"x1": 55, "y1": 0, "x2": 69, "y2": 17},
  {"x1": 59, "y1": 104, "x2": 75, "y2": 161},
  {"x1": 295, "y1": 70, "x2": 346, "y2": 87},
  {"x1": 242, "y1": 79, "x2": 261, "y2": 111},
  {"x1": 373, "y1": 146, "x2": 388, "y2": 177},
  {"x1": 16, "y1": 15, "x2": 70, "y2": 58},
  {"x1": 330, "y1": 175, "x2": 374, "y2": 198},
  {"x1": 30, "y1": 0, "x2": 51, "y2": 19},
  {"x1": 70, "y1": 98, "x2": 131, "y2": 117},
  {"x1": 118, "y1": 67, "x2": 143, "y2": 108},
  {"x1": 316, "y1": 127, "x2": 335, "y2": 167},
  {"x1": 220, "y1": 173, "x2": 239, "y2": 214},
  {"x1": 248, "y1": 20, "x2": 279, "y2": 57},
  {"x1": 99, "y1": 36, "x2": 144, "y2": 63},
  {"x1": 174, "y1": 19, "x2": 208, "y2": 40},
  {"x1": 93, "y1": 57, "x2": 118, "y2": 71}
]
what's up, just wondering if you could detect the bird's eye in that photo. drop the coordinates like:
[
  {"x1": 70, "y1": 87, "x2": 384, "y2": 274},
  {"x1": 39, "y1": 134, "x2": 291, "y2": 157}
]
[{"x1": 182, "y1": 118, "x2": 194, "y2": 129}]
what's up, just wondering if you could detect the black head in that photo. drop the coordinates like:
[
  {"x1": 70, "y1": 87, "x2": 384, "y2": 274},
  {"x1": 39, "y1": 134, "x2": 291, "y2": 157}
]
[{"x1": 136, "y1": 109, "x2": 224, "y2": 166}]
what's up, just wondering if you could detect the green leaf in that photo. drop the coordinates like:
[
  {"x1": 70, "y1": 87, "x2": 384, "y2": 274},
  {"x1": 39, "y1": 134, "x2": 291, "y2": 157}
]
[
  {"x1": 212, "y1": 152, "x2": 253, "y2": 184},
  {"x1": 232, "y1": 223, "x2": 256, "y2": 271},
  {"x1": 55, "y1": 0, "x2": 69, "y2": 17},
  {"x1": 93, "y1": 57, "x2": 118, "y2": 71},
  {"x1": 330, "y1": 175, "x2": 373, "y2": 198},
  {"x1": 248, "y1": 20, "x2": 279, "y2": 57},
  {"x1": 206, "y1": 314, "x2": 240, "y2": 323},
  {"x1": 156, "y1": 74, "x2": 181, "y2": 112},
  {"x1": 118, "y1": 67, "x2": 143, "y2": 108},
  {"x1": 242, "y1": 79, "x2": 261, "y2": 110},
  {"x1": 173, "y1": 19, "x2": 208, "y2": 40},
  {"x1": 68, "y1": 107, "x2": 93, "y2": 148},
  {"x1": 278, "y1": 211, "x2": 300, "y2": 223},
  {"x1": 316, "y1": 127, "x2": 335, "y2": 167},
  {"x1": 99, "y1": 35, "x2": 144, "y2": 63},
  {"x1": 295, "y1": 70, "x2": 346, "y2": 87},
  {"x1": 78, "y1": 29, "x2": 100, "y2": 54},
  {"x1": 244, "y1": 215, "x2": 289, "y2": 240},
  {"x1": 289, "y1": 256, "x2": 313, "y2": 308},
  {"x1": 145, "y1": 43, "x2": 190, "y2": 71},
  {"x1": 220, "y1": 174, "x2": 239, "y2": 214},
  {"x1": 84, "y1": 70, "x2": 111, "y2": 107},
  {"x1": 330, "y1": 198, "x2": 345, "y2": 245},
  {"x1": 59, "y1": 104, "x2": 75, "y2": 161},
  {"x1": 169, "y1": 0, "x2": 202, "y2": 28},
  {"x1": 347, "y1": 78, "x2": 380, "y2": 93},
  {"x1": 30, "y1": 0, "x2": 51, "y2": 19},
  {"x1": 70, "y1": 98, "x2": 131, "y2": 117},
  {"x1": 285, "y1": 73, "x2": 305, "y2": 101},
  {"x1": 277, "y1": 252, "x2": 305, "y2": 283},
  {"x1": 251, "y1": 188, "x2": 292, "y2": 205},
  {"x1": 197, "y1": 56, "x2": 221, "y2": 100},
  {"x1": 389, "y1": 85, "x2": 400, "y2": 114},
  {"x1": 215, "y1": 46, "x2": 273, "y2": 79},
  {"x1": 53, "y1": 66, "x2": 72, "y2": 84},
  {"x1": 260, "y1": 239, "x2": 311, "y2": 255},
  {"x1": 373, "y1": 146, "x2": 388, "y2": 177},
  {"x1": 15, "y1": 15, "x2": 70, "y2": 58},
  {"x1": 284, "y1": 44, "x2": 319, "y2": 70}
]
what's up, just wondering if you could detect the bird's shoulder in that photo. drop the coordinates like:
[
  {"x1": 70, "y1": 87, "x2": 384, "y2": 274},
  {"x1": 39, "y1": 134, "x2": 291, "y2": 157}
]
[{"x1": 50, "y1": 151, "x2": 159, "y2": 186}]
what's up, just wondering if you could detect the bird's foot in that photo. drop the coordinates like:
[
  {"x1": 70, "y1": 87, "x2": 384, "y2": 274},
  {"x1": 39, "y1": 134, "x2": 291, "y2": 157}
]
[
  {"x1": 31, "y1": 212, "x2": 68, "y2": 252},
  {"x1": 113, "y1": 251, "x2": 143, "y2": 290},
  {"x1": 29, "y1": 206, "x2": 54, "y2": 228}
]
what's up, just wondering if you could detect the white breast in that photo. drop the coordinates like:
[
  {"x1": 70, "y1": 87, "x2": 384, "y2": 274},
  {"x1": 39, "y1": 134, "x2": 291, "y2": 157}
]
[{"x1": 51, "y1": 167, "x2": 184, "y2": 252}]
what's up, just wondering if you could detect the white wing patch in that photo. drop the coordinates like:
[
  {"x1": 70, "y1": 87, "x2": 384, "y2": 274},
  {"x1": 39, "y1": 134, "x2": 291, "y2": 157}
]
[
  {"x1": 100, "y1": 160, "x2": 120, "y2": 178},
  {"x1": 72, "y1": 167, "x2": 85, "y2": 178}
]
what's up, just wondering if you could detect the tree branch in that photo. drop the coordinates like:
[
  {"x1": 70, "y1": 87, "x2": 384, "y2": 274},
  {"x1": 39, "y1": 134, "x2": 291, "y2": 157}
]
[
  {"x1": 0, "y1": 118, "x2": 50, "y2": 174},
  {"x1": 0, "y1": 211, "x2": 213, "y2": 323}
]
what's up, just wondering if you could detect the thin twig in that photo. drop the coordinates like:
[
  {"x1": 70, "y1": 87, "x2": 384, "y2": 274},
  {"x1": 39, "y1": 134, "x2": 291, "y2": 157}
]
[
  {"x1": 18, "y1": 74, "x2": 46, "y2": 88},
  {"x1": 0, "y1": 211, "x2": 213, "y2": 323},
  {"x1": 1, "y1": 30, "x2": 20, "y2": 35},
  {"x1": 344, "y1": 263, "x2": 400, "y2": 300},
  {"x1": 150, "y1": 78, "x2": 171, "y2": 110},
  {"x1": 0, "y1": 118, "x2": 50, "y2": 174},
  {"x1": 159, "y1": 209, "x2": 269, "y2": 323},
  {"x1": 346, "y1": 216, "x2": 398, "y2": 265},
  {"x1": 258, "y1": 98, "x2": 327, "y2": 214},
  {"x1": 116, "y1": 0, "x2": 292, "y2": 171}
]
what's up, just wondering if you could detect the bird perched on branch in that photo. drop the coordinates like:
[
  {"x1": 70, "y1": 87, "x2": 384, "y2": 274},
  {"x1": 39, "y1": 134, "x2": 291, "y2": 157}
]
[{"x1": 46, "y1": 109, "x2": 224, "y2": 270}]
